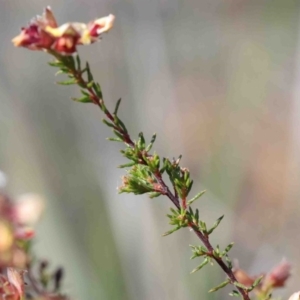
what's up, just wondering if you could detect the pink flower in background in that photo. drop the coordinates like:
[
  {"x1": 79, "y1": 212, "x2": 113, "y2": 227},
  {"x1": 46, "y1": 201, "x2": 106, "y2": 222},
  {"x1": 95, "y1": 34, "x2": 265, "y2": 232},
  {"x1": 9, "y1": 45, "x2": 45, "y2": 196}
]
[
  {"x1": 14, "y1": 193, "x2": 45, "y2": 225},
  {"x1": 262, "y1": 259, "x2": 291, "y2": 289},
  {"x1": 0, "y1": 193, "x2": 44, "y2": 269},
  {"x1": 0, "y1": 268, "x2": 24, "y2": 300},
  {"x1": 7, "y1": 268, "x2": 24, "y2": 299},
  {"x1": 233, "y1": 267, "x2": 256, "y2": 288}
]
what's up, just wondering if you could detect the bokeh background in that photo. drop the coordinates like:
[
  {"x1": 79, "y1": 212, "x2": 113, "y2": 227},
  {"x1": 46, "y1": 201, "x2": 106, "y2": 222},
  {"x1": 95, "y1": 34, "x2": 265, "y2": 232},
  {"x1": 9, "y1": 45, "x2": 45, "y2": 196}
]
[{"x1": 0, "y1": 0, "x2": 300, "y2": 299}]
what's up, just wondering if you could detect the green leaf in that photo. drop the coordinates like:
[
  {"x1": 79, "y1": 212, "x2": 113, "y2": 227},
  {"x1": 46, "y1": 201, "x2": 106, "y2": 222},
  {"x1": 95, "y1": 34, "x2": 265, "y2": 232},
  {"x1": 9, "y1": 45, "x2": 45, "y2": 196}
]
[
  {"x1": 76, "y1": 55, "x2": 81, "y2": 71},
  {"x1": 107, "y1": 137, "x2": 123, "y2": 142},
  {"x1": 187, "y1": 190, "x2": 206, "y2": 206},
  {"x1": 55, "y1": 70, "x2": 64, "y2": 76},
  {"x1": 72, "y1": 96, "x2": 92, "y2": 103},
  {"x1": 102, "y1": 119, "x2": 116, "y2": 128},
  {"x1": 175, "y1": 155, "x2": 182, "y2": 165},
  {"x1": 48, "y1": 61, "x2": 63, "y2": 67},
  {"x1": 145, "y1": 133, "x2": 157, "y2": 152},
  {"x1": 148, "y1": 152, "x2": 160, "y2": 170},
  {"x1": 207, "y1": 215, "x2": 224, "y2": 235},
  {"x1": 162, "y1": 227, "x2": 180, "y2": 236},
  {"x1": 113, "y1": 115, "x2": 128, "y2": 133},
  {"x1": 114, "y1": 98, "x2": 122, "y2": 115},
  {"x1": 198, "y1": 220, "x2": 207, "y2": 233},
  {"x1": 208, "y1": 279, "x2": 230, "y2": 293},
  {"x1": 81, "y1": 89, "x2": 90, "y2": 97},
  {"x1": 57, "y1": 79, "x2": 77, "y2": 85},
  {"x1": 148, "y1": 191, "x2": 161, "y2": 198},
  {"x1": 86, "y1": 62, "x2": 93, "y2": 82},
  {"x1": 213, "y1": 245, "x2": 220, "y2": 257},
  {"x1": 190, "y1": 257, "x2": 209, "y2": 274},
  {"x1": 93, "y1": 83, "x2": 103, "y2": 99},
  {"x1": 117, "y1": 118, "x2": 128, "y2": 133},
  {"x1": 190, "y1": 245, "x2": 207, "y2": 259},
  {"x1": 225, "y1": 254, "x2": 232, "y2": 269},
  {"x1": 118, "y1": 162, "x2": 136, "y2": 168},
  {"x1": 137, "y1": 132, "x2": 146, "y2": 150},
  {"x1": 186, "y1": 179, "x2": 193, "y2": 194},
  {"x1": 191, "y1": 208, "x2": 200, "y2": 224},
  {"x1": 223, "y1": 242, "x2": 234, "y2": 255},
  {"x1": 80, "y1": 67, "x2": 87, "y2": 74},
  {"x1": 113, "y1": 129, "x2": 124, "y2": 140},
  {"x1": 66, "y1": 55, "x2": 75, "y2": 69},
  {"x1": 233, "y1": 281, "x2": 248, "y2": 290},
  {"x1": 229, "y1": 290, "x2": 240, "y2": 297},
  {"x1": 87, "y1": 81, "x2": 94, "y2": 88},
  {"x1": 249, "y1": 275, "x2": 264, "y2": 291}
]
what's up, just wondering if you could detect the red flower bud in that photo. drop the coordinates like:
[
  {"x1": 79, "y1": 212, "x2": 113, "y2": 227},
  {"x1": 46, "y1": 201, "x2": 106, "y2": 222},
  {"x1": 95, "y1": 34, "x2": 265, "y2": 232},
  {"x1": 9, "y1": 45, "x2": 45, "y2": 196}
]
[{"x1": 262, "y1": 259, "x2": 291, "y2": 290}]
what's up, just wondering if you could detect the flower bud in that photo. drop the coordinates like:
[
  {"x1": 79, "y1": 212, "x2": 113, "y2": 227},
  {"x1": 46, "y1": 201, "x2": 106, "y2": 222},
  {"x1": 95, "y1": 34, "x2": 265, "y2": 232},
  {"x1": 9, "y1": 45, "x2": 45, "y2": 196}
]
[
  {"x1": 263, "y1": 259, "x2": 291, "y2": 289},
  {"x1": 233, "y1": 268, "x2": 255, "y2": 287}
]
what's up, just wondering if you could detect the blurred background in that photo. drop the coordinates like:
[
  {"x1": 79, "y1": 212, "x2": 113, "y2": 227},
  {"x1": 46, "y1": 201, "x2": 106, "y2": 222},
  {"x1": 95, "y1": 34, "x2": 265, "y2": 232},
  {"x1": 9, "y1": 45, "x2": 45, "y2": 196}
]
[{"x1": 0, "y1": 0, "x2": 299, "y2": 299}]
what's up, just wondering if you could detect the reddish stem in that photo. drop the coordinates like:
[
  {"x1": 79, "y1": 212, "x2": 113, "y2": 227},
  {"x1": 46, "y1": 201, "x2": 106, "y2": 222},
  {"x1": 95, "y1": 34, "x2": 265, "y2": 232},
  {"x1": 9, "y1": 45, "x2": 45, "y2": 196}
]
[{"x1": 69, "y1": 64, "x2": 251, "y2": 300}]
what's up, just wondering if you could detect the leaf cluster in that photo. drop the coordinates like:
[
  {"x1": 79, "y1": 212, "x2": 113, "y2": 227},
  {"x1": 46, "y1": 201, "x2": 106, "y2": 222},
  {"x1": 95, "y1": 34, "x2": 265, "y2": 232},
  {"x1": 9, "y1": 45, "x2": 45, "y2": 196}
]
[{"x1": 118, "y1": 164, "x2": 161, "y2": 197}]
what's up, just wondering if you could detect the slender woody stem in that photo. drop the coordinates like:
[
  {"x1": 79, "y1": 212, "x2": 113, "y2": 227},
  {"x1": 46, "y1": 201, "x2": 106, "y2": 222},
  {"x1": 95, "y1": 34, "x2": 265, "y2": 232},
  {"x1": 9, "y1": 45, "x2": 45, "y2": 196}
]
[
  {"x1": 191, "y1": 227, "x2": 250, "y2": 299},
  {"x1": 61, "y1": 59, "x2": 250, "y2": 300}
]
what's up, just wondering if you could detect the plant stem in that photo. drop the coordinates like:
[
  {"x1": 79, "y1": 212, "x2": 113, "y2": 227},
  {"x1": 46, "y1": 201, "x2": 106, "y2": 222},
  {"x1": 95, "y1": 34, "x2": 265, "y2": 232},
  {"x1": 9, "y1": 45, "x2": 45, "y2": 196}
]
[
  {"x1": 191, "y1": 227, "x2": 250, "y2": 299},
  {"x1": 61, "y1": 58, "x2": 250, "y2": 300}
]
